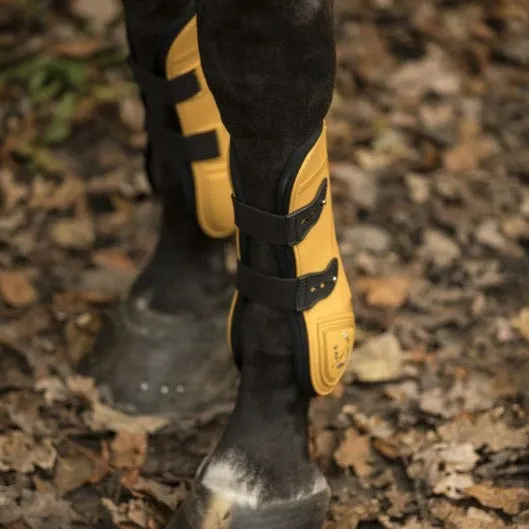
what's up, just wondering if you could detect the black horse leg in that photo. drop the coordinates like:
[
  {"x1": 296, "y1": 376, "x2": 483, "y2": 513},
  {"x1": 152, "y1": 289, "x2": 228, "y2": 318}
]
[
  {"x1": 79, "y1": 0, "x2": 237, "y2": 418},
  {"x1": 168, "y1": 1, "x2": 342, "y2": 527}
]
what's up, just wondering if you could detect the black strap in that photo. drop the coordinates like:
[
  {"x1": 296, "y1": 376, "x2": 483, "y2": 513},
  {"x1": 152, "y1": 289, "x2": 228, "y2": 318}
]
[
  {"x1": 233, "y1": 179, "x2": 328, "y2": 246},
  {"x1": 162, "y1": 129, "x2": 220, "y2": 162},
  {"x1": 236, "y1": 258, "x2": 338, "y2": 311},
  {"x1": 127, "y1": 56, "x2": 200, "y2": 104}
]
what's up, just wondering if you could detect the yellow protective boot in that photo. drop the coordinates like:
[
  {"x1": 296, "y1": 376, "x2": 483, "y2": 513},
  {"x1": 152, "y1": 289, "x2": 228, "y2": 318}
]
[{"x1": 228, "y1": 124, "x2": 355, "y2": 395}]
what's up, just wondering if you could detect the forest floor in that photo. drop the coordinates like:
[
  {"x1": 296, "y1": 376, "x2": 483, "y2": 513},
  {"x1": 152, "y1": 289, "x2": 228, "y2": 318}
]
[{"x1": 1, "y1": 0, "x2": 529, "y2": 528}]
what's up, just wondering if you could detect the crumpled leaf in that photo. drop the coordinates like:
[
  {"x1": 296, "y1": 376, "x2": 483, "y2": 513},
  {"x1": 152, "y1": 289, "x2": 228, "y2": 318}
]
[
  {"x1": 101, "y1": 498, "x2": 153, "y2": 529},
  {"x1": 334, "y1": 428, "x2": 374, "y2": 477},
  {"x1": 429, "y1": 499, "x2": 509, "y2": 529},
  {"x1": 0, "y1": 432, "x2": 56, "y2": 473},
  {"x1": 347, "y1": 333, "x2": 403, "y2": 383},
  {"x1": 110, "y1": 431, "x2": 148, "y2": 470},
  {"x1": 0, "y1": 271, "x2": 38, "y2": 308},
  {"x1": 438, "y1": 412, "x2": 529, "y2": 452},
  {"x1": 0, "y1": 488, "x2": 79, "y2": 529},
  {"x1": 88, "y1": 401, "x2": 169, "y2": 434},
  {"x1": 54, "y1": 443, "x2": 109, "y2": 493},
  {"x1": 49, "y1": 216, "x2": 95, "y2": 249},
  {"x1": 327, "y1": 496, "x2": 380, "y2": 529},
  {"x1": 408, "y1": 442, "x2": 479, "y2": 499},
  {"x1": 465, "y1": 483, "x2": 529, "y2": 516},
  {"x1": 357, "y1": 276, "x2": 412, "y2": 308},
  {"x1": 512, "y1": 308, "x2": 529, "y2": 341},
  {"x1": 35, "y1": 376, "x2": 68, "y2": 405},
  {"x1": 121, "y1": 469, "x2": 187, "y2": 510},
  {"x1": 420, "y1": 373, "x2": 498, "y2": 418}
]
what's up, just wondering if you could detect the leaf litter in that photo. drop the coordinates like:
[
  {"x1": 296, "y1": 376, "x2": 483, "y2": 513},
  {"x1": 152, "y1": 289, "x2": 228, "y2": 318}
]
[{"x1": 1, "y1": 0, "x2": 529, "y2": 527}]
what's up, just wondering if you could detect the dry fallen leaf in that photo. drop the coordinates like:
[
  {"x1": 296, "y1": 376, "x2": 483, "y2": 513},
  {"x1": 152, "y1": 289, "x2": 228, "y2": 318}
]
[
  {"x1": 54, "y1": 443, "x2": 109, "y2": 493},
  {"x1": 347, "y1": 333, "x2": 403, "y2": 383},
  {"x1": 429, "y1": 499, "x2": 509, "y2": 529},
  {"x1": 110, "y1": 431, "x2": 148, "y2": 470},
  {"x1": 408, "y1": 442, "x2": 479, "y2": 499},
  {"x1": 49, "y1": 216, "x2": 95, "y2": 249},
  {"x1": 465, "y1": 483, "x2": 529, "y2": 515},
  {"x1": 66, "y1": 375, "x2": 100, "y2": 402},
  {"x1": 88, "y1": 401, "x2": 169, "y2": 434},
  {"x1": 91, "y1": 248, "x2": 138, "y2": 272},
  {"x1": 438, "y1": 413, "x2": 529, "y2": 452},
  {"x1": 0, "y1": 432, "x2": 56, "y2": 473},
  {"x1": 121, "y1": 469, "x2": 187, "y2": 510},
  {"x1": 356, "y1": 276, "x2": 412, "y2": 308},
  {"x1": 334, "y1": 428, "x2": 374, "y2": 477},
  {"x1": 101, "y1": 498, "x2": 155, "y2": 529},
  {"x1": 0, "y1": 271, "x2": 38, "y2": 308},
  {"x1": 512, "y1": 308, "x2": 529, "y2": 341}
]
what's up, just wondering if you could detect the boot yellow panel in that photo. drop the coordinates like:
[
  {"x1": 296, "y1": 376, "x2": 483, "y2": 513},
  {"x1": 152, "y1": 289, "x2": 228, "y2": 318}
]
[
  {"x1": 288, "y1": 126, "x2": 355, "y2": 395},
  {"x1": 165, "y1": 17, "x2": 234, "y2": 239}
]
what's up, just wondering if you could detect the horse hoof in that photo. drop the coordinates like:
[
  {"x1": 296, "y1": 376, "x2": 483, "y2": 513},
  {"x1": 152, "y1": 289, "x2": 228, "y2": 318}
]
[
  {"x1": 77, "y1": 293, "x2": 237, "y2": 420},
  {"x1": 167, "y1": 484, "x2": 330, "y2": 529}
]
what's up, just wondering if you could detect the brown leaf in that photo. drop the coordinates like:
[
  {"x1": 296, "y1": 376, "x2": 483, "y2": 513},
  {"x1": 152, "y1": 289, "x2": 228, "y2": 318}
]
[
  {"x1": 91, "y1": 249, "x2": 137, "y2": 272},
  {"x1": 0, "y1": 271, "x2": 38, "y2": 308},
  {"x1": 66, "y1": 375, "x2": 99, "y2": 402},
  {"x1": 465, "y1": 483, "x2": 529, "y2": 515},
  {"x1": 54, "y1": 442, "x2": 109, "y2": 493},
  {"x1": 443, "y1": 142, "x2": 479, "y2": 172},
  {"x1": 51, "y1": 39, "x2": 104, "y2": 58},
  {"x1": 438, "y1": 413, "x2": 529, "y2": 452},
  {"x1": 357, "y1": 276, "x2": 412, "y2": 308},
  {"x1": 121, "y1": 470, "x2": 187, "y2": 510},
  {"x1": 347, "y1": 333, "x2": 403, "y2": 383},
  {"x1": 429, "y1": 499, "x2": 509, "y2": 529},
  {"x1": 512, "y1": 308, "x2": 529, "y2": 341},
  {"x1": 49, "y1": 216, "x2": 95, "y2": 249},
  {"x1": 0, "y1": 432, "x2": 56, "y2": 473},
  {"x1": 101, "y1": 498, "x2": 151, "y2": 529},
  {"x1": 88, "y1": 401, "x2": 169, "y2": 434},
  {"x1": 408, "y1": 442, "x2": 479, "y2": 500},
  {"x1": 334, "y1": 428, "x2": 373, "y2": 477},
  {"x1": 110, "y1": 431, "x2": 147, "y2": 470}
]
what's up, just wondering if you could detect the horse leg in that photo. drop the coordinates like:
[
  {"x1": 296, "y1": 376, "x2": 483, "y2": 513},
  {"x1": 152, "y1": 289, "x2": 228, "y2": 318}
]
[
  {"x1": 79, "y1": 0, "x2": 237, "y2": 419},
  {"x1": 168, "y1": 0, "x2": 354, "y2": 527}
]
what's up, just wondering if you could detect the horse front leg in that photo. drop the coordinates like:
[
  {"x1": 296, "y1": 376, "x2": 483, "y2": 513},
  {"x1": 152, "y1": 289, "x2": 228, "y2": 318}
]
[
  {"x1": 79, "y1": 0, "x2": 238, "y2": 419},
  {"x1": 169, "y1": 0, "x2": 355, "y2": 527}
]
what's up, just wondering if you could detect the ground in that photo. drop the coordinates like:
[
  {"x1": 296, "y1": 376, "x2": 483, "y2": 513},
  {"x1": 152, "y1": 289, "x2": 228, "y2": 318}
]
[{"x1": 0, "y1": 0, "x2": 529, "y2": 528}]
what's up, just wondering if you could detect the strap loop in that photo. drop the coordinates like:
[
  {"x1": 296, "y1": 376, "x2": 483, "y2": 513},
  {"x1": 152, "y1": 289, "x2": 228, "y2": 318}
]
[
  {"x1": 236, "y1": 258, "x2": 338, "y2": 311},
  {"x1": 233, "y1": 179, "x2": 328, "y2": 246},
  {"x1": 127, "y1": 56, "x2": 200, "y2": 103}
]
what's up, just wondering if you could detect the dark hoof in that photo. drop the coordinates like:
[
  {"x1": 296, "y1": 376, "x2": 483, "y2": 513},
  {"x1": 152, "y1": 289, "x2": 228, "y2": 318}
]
[
  {"x1": 167, "y1": 484, "x2": 330, "y2": 529},
  {"x1": 78, "y1": 292, "x2": 237, "y2": 420}
]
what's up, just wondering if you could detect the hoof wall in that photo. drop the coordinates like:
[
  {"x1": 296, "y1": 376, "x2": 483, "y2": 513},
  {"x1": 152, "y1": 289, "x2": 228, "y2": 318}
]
[
  {"x1": 167, "y1": 484, "x2": 330, "y2": 529},
  {"x1": 78, "y1": 296, "x2": 237, "y2": 420}
]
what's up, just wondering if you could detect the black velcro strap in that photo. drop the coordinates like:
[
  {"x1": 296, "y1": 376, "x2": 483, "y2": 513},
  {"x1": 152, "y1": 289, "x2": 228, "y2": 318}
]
[
  {"x1": 233, "y1": 179, "x2": 328, "y2": 246},
  {"x1": 163, "y1": 129, "x2": 220, "y2": 162},
  {"x1": 236, "y1": 258, "x2": 338, "y2": 311},
  {"x1": 127, "y1": 56, "x2": 200, "y2": 104},
  {"x1": 184, "y1": 130, "x2": 220, "y2": 161}
]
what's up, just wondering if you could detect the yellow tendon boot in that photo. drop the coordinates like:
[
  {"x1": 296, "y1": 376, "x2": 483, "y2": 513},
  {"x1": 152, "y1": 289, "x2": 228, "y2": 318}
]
[
  {"x1": 228, "y1": 125, "x2": 355, "y2": 395},
  {"x1": 128, "y1": 6, "x2": 234, "y2": 238}
]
